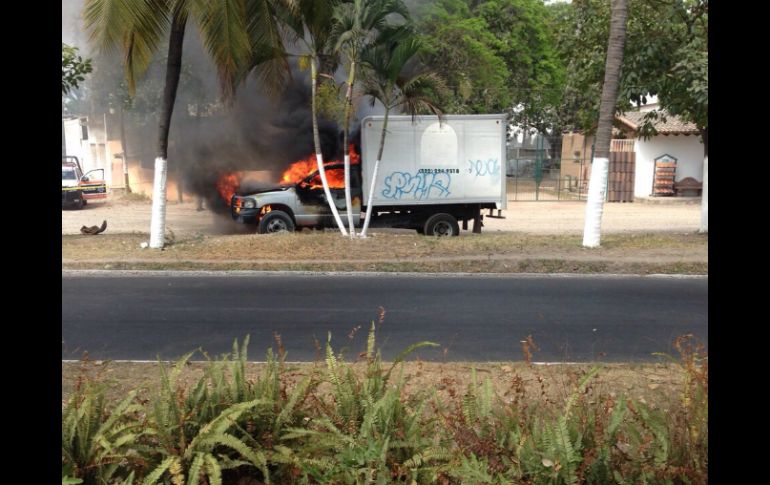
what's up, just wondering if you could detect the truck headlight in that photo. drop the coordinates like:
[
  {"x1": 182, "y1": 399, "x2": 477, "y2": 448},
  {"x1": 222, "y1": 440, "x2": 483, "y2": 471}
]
[{"x1": 242, "y1": 198, "x2": 256, "y2": 209}]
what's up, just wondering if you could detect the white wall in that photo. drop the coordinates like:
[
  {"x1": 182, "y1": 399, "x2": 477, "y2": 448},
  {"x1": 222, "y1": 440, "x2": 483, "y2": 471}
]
[
  {"x1": 634, "y1": 135, "x2": 705, "y2": 197},
  {"x1": 63, "y1": 118, "x2": 91, "y2": 169},
  {"x1": 63, "y1": 117, "x2": 116, "y2": 186}
]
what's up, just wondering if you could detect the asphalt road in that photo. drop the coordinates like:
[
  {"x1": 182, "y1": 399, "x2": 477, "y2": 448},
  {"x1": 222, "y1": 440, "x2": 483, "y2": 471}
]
[{"x1": 62, "y1": 272, "x2": 707, "y2": 362}]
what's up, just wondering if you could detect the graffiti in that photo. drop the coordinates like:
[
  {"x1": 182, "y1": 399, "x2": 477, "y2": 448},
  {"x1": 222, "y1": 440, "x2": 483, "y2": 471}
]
[
  {"x1": 467, "y1": 158, "x2": 500, "y2": 177},
  {"x1": 381, "y1": 171, "x2": 451, "y2": 200}
]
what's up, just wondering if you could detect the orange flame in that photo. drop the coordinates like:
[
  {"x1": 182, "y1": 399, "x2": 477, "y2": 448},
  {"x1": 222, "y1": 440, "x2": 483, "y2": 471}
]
[
  {"x1": 280, "y1": 144, "x2": 360, "y2": 189},
  {"x1": 218, "y1": 144, "x2": 361, "y2": 203},
  {"x1": 216, "y1": 172, "x2": 243, "y2": 205},
  {"x1": 280, "y1": 154, "x2": 318, "y2": 186}
]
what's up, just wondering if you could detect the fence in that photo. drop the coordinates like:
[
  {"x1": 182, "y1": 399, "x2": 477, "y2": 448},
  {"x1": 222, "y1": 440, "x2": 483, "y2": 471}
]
[
  {"x1": 506, "y1": 140, "x2": 636, "y2": 202},
  {"x1": 506, "y1": 159, "x2": 588, "y2": 201}
]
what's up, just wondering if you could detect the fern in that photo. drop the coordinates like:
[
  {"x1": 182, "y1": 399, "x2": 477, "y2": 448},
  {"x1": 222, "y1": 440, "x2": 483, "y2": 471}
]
[
  {"x1": 142, "y1": 456, "x2": 175, "y2": 485},
  {"x1": 62, "y1": 380, "x2": 143, "y2": 484},
  {"x1": 607, "y1": 396, "x2": 627, "y2": 437},
  {"x1": 204, "y1": 453, "x2": 222, "y2": 485},
  {"x1": 563, "y1": 366, "x2": 599, "y2": 420},
  {"x1": 186, "y1": 452, "x2": 204, "y2": 485}
]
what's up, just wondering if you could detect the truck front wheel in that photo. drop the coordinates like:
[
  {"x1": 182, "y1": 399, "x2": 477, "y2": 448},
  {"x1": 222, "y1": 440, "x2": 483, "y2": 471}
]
[
  {"x1": 258, "y1": 210, "x2": 295, "y2": 234},
  {"x1": 424, "y1": 213, "x2": 460, "y2": 237}
]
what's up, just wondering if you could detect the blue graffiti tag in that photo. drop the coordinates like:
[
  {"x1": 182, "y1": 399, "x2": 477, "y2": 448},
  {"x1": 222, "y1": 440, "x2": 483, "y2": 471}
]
[
  {"x1": 381, "y1": 171, "x2": 451, "y2": 200},
  {"x1": 467, "y1": 158, "x2": 500, "y2": 177}
]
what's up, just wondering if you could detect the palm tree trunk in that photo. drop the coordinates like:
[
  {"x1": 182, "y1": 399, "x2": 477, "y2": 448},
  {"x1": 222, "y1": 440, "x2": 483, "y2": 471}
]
[
  {"x1": 342, "y1": 60, "x2": 357, "y2": 238},
  {"x1": 582, "y1": 0, "x2": 628, "y2": 248},
  {"x1": 360, "y1": 107, "x2": 390, "y2": 238},
  {"x1": 699, "y1": 126, "x2": 708, "y2": 233},
  {"x1": 149, "y1": 12, "x2": 186, "y2": 249},
  {"x1": 312, "y1": 56, "x2": 348, "y2": 236}
]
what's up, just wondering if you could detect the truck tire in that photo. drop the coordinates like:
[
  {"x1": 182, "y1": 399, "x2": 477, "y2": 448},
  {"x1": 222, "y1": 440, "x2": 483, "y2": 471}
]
[
  {"x1": 424, "y1": 213, "x2": 460, "y2": 237},
  {"x1": 73, "y1": 195, "x2": 84, "y2": 210},
  {"x1": 258, "y1": 210, "x2": 295, "y2": 234}
]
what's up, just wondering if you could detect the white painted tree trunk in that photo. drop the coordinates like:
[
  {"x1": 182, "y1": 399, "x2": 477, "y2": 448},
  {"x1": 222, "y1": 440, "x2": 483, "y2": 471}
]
[
  {"x1": 316, "y1": 153, "x2": 348, "y2": 236},
  {"x1": 149, "y1": 157, "x2": 168, "y2": 248},
  {"x1": 582, "y1": 156, "x2": 609, "y2": 248},
  {"x1": 344, "y1": 154, "x2": 355, "y2": 237},
  {"x1": 359, "y1": 159, "x2": 380, "y2": 238},
  {"x1": 699, "y1": 155, "x2": 708, "y2": 233}
]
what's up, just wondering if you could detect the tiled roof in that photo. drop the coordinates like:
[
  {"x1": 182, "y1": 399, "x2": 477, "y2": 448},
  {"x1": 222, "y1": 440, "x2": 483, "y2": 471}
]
[{"x1": 616, "y1": 111, "x2": 699, "y2": 135}]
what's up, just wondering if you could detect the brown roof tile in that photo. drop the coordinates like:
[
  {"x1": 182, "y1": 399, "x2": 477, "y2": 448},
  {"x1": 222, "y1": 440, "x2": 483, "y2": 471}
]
[{"x1": 616, "y1": 111, "x2": 699, "y2": 135}]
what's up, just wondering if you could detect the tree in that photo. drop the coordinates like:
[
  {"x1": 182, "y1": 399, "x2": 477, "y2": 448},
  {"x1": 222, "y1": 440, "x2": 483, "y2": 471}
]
[
  {"x1": 416, "y1": 0, "x2": 511, "y2": 114},
  {"x1": 415, "y1": 0, "x2": 565, "y2": 133},
  {"x1": 277, "y1": 0, "x2": 350, "y2": 236},
  {"x1": 332, "y1": 0, "x2": 411, "y2": 237},
  {"x1": 84, "y1": 0, "x2": 284, "y2": 248},
  {"x1": 474, "y1": 0, "x2": 565, "y2": 133},
  {"x1": 358, "y1": 34, "x2": 445, "y2": 237},
  {"x1": 62, "y1": 43, "x2": 93, "y2": 95},
  {"x1": 582, "y1": 0, "x2": 628, "y2": 248},
  {"x1": 626, "y1": 0, "x2": 708, "y2": 232},
  {"x1": 554, "y1": 0, "x2": 707, "y2": 234}
]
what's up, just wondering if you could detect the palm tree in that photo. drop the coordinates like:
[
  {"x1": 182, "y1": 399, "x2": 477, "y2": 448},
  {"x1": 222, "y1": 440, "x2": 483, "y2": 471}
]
[
  {"x1": 84, "y1": 0, "x2": 285, "y2": 248},
  {"x1": 277, "y1": 0, "x2": 349, "y2": 235},
  {"x1": 358, "y1": 35, "x2": 444, "y2": 237},
  {"x1": 331, "y1": 0, "x2": 410, "y2": 237},
  {"x1": 582, "y1": 0, "x2": 628, "y2": 248}
]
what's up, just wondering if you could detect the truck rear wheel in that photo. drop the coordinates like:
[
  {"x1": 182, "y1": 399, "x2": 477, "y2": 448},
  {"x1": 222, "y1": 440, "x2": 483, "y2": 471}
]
[
  {"x1": 424, "y1": 213, "x2": 459, "y2": 237},
  {"x1": 258, "y1": 210, "x2": 295, "y2": 234}
]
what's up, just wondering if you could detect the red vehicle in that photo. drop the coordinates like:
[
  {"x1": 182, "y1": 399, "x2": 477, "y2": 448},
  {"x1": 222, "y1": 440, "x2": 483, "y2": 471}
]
[{"x1": 62, "y1": 156, "x2": 107, "y2": 209}]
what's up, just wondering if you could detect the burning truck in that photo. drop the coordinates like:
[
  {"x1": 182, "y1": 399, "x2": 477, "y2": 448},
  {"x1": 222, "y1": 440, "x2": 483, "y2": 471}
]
[{"x1": 228, "y1": 114, "x2": 507, "y2": 236}]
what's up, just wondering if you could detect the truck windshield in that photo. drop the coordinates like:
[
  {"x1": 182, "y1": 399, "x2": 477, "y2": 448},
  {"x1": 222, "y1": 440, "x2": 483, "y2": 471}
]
[{"x1": 62, "y1": 169, "x2": 77, "y2": 180}]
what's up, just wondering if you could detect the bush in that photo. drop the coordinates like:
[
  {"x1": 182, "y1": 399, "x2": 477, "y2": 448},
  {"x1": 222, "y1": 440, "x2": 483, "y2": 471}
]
[{"x1": 62, "y1": 331, "x2": 707, "y2": 484}]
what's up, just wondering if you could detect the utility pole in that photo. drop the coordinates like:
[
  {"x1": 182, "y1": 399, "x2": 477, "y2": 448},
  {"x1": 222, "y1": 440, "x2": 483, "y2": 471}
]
[
  {"x1": 120, "y1": 105, "x2": 131, "y2": 192},
  {"x1": 104, "y1": 113, "x2": 111, "y2": 183}
]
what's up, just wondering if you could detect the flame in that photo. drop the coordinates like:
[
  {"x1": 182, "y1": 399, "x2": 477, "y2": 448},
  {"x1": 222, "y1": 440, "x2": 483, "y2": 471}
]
[
  {"x1": 280, "y1": 153, "x2": 318, "y2": 186},
  {"x1": 217, "y1": 145, "x2": 361, "y2": 203},
  {"x1": 347, "y1": 143, "x2": 360, "y2": 165},
  {"x1": 280, "y1": 144, "x2": 360, "y2": 189},
  {"x1": 216, "y1": 172, "x2": 243, "y2": 205}
]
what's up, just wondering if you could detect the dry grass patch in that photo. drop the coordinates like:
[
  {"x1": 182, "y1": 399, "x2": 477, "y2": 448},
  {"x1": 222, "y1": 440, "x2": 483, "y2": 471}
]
[
  {"x1": 62, "y1": 359, "x2": 684, "y2": 413},
  {"x1": 62, "y1": 232, "x2": 707, "y2": 263}
]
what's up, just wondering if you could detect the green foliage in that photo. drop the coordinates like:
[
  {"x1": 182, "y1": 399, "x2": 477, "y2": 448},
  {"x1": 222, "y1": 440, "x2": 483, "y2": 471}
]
[
  {"x1": 61, "y1": 375, "x2": 144, "y2": 484},
  {"x1": 62, "y1": 332, "x2": 707, "y2": 484},
  {"x1": 62, "y1": 43, "x2": 93, "y2": 95},
  {"x1": 416, "y1": 0, "x2": 564, "y2": 128},
  {"x1": 281, "y1": 323, "x2": 441, "y2": 483},
  {"x1": 552, "y1": 0, "x2": 708, "y2": 135},
  {"x1": 316, "y1": 79, "x2": 346, "y2": 125}
]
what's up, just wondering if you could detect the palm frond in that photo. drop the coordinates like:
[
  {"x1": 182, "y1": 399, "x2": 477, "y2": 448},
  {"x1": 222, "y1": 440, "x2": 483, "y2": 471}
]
[
  {"x1": 84, "y1": 0, "x2": 170, "y2": 94},
  {"x1": 191, "y1": 0, "x2": 252, "y2": 101}
]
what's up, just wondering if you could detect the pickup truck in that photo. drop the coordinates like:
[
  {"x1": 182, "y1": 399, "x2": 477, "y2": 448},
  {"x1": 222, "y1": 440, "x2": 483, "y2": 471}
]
[
  {"x1": 62, "y1": 156, "x2": 107, "y2": 209},
  {"x1": 230, "y1": 114, "x2": 507, "y2": 235}
]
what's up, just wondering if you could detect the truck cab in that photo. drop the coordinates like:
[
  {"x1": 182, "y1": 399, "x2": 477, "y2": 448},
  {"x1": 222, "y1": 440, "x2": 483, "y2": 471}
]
[
  {"x1": 231, "y1": 163, "x2": 362, "y2": 233},
  {"x1": 62, "y1": 156, "x2": 107, "y2": 209}
]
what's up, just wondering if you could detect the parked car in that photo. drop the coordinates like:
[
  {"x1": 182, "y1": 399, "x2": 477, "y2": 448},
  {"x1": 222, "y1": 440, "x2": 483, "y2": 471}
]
[{"x1": 62, "y1": 156, "x2": 107, "y2": 209}]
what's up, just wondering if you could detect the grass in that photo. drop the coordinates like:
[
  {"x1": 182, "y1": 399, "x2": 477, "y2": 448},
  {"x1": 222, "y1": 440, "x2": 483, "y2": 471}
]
[{"x1": 62, "y1": 232, "x2": 708, "y2": 274}]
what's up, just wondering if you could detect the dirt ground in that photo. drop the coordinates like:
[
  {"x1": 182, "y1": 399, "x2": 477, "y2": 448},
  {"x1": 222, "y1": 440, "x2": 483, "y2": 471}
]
[
  {"x1": 62, "y1": 194, "x2": 703, "y2": 237},
  {"x1": 62, "y1": 359, "x2": 686, "y2": 411}
]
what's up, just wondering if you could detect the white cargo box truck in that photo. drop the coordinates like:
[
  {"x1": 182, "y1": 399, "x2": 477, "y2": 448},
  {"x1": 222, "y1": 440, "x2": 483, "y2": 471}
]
[
  {"x1": 230, "y1": 114, "x2": 507, "y2": 235},
  {"x1": 361, "y1": 114, "x2": 506, "y2": 235}
]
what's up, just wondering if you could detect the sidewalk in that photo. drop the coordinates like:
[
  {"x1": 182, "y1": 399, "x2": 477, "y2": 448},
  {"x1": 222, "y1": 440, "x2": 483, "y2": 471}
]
[{"x1": 62, "y1": 198, "x2": 703, "y2": 236}]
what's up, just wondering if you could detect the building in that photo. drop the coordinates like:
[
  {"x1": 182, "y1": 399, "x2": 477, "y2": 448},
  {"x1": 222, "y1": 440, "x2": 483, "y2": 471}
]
[{"x1": 615, "y1": 111, "x2": 704, "y2": 198}]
